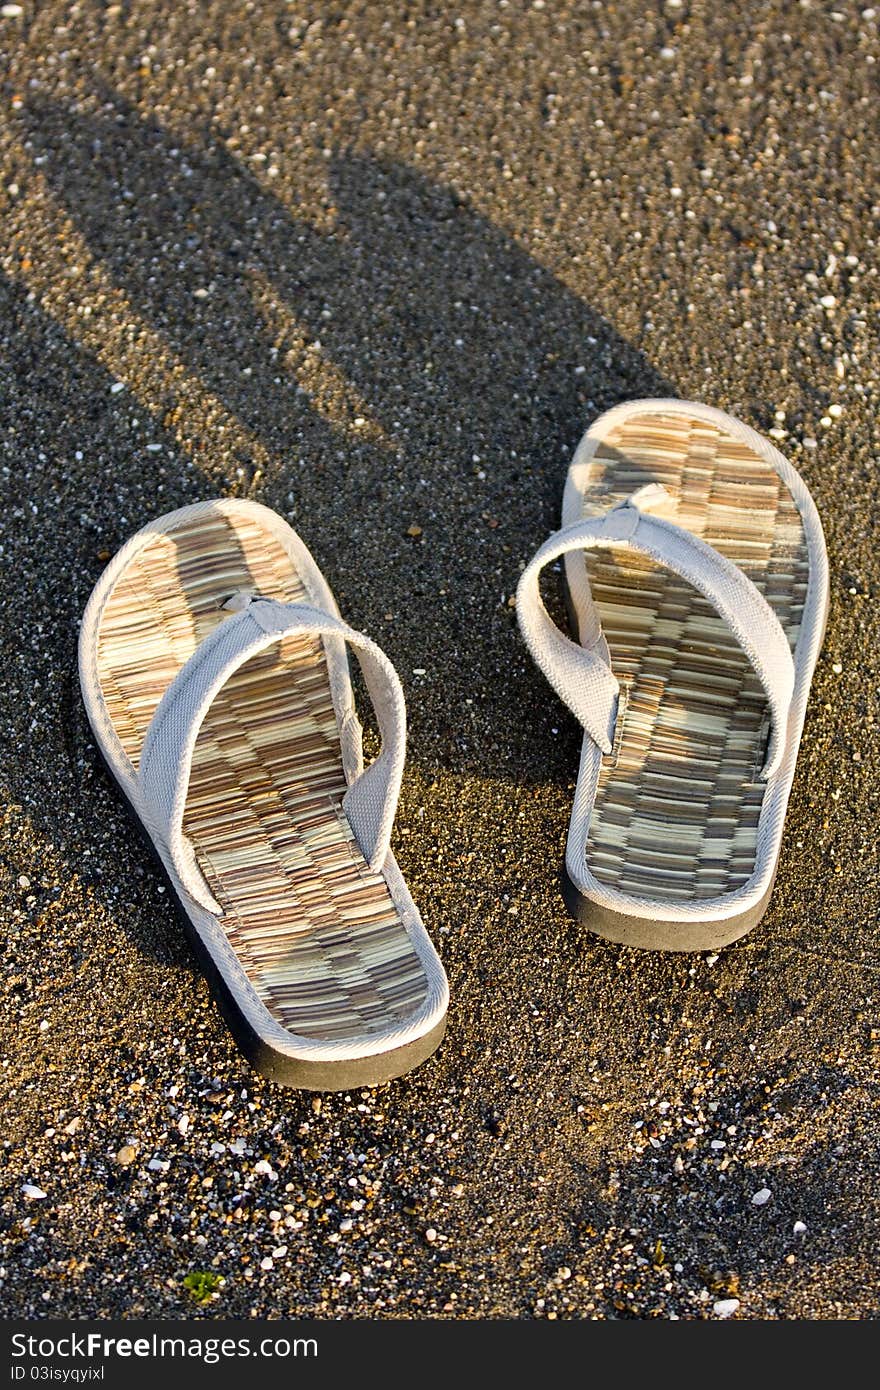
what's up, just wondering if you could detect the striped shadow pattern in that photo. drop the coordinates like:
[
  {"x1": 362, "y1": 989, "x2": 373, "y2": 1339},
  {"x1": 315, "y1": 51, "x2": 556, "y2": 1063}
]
[{"x1": 94, "y1": 508, "x2": 432, "y2": 1043}]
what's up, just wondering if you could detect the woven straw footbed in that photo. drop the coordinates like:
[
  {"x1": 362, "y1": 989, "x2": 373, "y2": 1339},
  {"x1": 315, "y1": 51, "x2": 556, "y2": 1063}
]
[
  {"x1": 95, "y1": 510, "x2": 430, "y2": 1042},
  {"x1": 578, "y1": 412, "x2": 809, "y2": 903}
]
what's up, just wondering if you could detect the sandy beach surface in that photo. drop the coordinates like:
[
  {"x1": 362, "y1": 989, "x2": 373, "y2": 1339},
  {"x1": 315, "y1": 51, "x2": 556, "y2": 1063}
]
[{"x1": 1, "y1": 1, "x2": 878, "y2": 1319}]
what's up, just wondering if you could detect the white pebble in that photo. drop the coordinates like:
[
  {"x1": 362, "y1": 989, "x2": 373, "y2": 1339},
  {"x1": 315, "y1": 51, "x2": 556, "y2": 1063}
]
[
  {"x1": 819, "y1": 294, "x2": 836, "y2": 309},
  {"x1": 713, "y1": 1298, "x2": 740, "y2": 1318},
  {"x1": 793, "y1": 1220, "x2": 808, "y2": 1235},
  {"x1": 802, "y1": 437, "x2": 818, "y2": 450},
  {"x1": 193, "y1": 287, "x2": 210, "y2": 299},
  {"x1": 832, "y1": 662, "x2": 843, "y2": 675},
  {"x1": 39, "y1": 1020, "x2": 49, "y2": 1033},
  {"x1": 177, "y1": 1114, "x2": 190, "y2": 1136},
  {"x1": 21, "y1": 1184, "x2": 47, "y2": 1200},
  {"x1": 147, "y1": 1158, "x2": 167, "y2": 1172},
  {"x1": 425, "y1": 1228, "x2": 438, "y2": 1243},
  {"x1": 260, "y1": 1257, "x2": 274, "y2": 1271},
  {"x1": 338, "y1": 1271, "x2": 352, "y2": 1285},
  {"x1": 828, "y1": 403, "x2": 843, "y2": 418},
  {"x1": 705, "y1": 954, "x2": 719, "y2": 967},
  {"x1": 2, "y1": 5, "x2": 25, "y2": 17},
  {"x1": 751, "y1": 1187, "x2": 772, "y2": 1206},
  {"x1": 110, "y1": 381, "x2": 125, "y2": 394},
  {"x1": 271, "y1": 1245, "x2": 288, "y2": 1259}
]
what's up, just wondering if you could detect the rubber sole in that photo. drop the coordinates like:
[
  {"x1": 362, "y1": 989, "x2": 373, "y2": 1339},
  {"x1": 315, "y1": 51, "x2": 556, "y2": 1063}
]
[
  {"x1": 94, "y1": 744, "x2": 447, "y2": 1090},
  {"x1": 561, "y1": 861, "x2": 778, "y2": 952}
]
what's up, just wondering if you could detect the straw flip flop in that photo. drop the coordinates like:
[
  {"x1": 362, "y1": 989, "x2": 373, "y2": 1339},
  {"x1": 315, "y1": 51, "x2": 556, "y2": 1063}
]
[
  {"x1": 79, "y1": 499, "x2": 448, "y2": 1088},
  {"x1": 517, "y1": 399, "x2": 829, "y2": 951}
]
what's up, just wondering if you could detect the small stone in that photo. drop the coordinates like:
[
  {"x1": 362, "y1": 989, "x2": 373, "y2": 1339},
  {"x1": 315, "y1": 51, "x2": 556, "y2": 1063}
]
[
  {"x1": 271, "y1": 1245, "x2": 288, "y2": 1259},
  {"x1": 110, "y1": 381, "x2": 125, "y2": 394},
  {"x1": 832, "y1": 663, "x2": 843, "y2": 675},
  {"x1": 115, "y1": 1145, "x2": 137, "y2": 1167},
  {"x1": 751, "y1": 1187, "x2": 772, "y2": 1207},
  {"x1": 177, "y1": 1114, "x2": 190, "y2": 1137},
  {"x1": 64, "y1": 1117, "x2": 81, "y2": 1136},
  {"x1": 406, "y1": 524, "x2": 423, "y2": 538},
  {"x1": 17, "y1": 875, "x2": 30, "y2": 890},
  {"x1": 425, "y1": 1228, "x2": 438, "y2": 1243},
  {"x1": 828, "y1": 403, "x2": 843, "y2": 418},
  {"x1": 1, "y1": 5, "x2": 25, "y2": 17},
  {"x1": 38, "y1": 1020, "x2": 49, "y2": 1033},
  {"x1": 673, "y1": 1154, "x2": 684, "y2": 1174},
  {"x1": 260, "y1": 1257, "x2": 274, "y2": 1271},
  {"x1": 147, "y1": 1158, "x2": 167, "y2": 1172},
  {"x1": 819, "y1": 294, "x2": 837, "y2": 308},
  {"x1": 793, "y1": 1220, "x2": 807, "y2": 1235},
  {"x1": 713, "y1": 1298, "x2": 740, "y2": 1318},
  {"x1": 21, "y1": 1183, "x2": 47, "y2": 1200}
]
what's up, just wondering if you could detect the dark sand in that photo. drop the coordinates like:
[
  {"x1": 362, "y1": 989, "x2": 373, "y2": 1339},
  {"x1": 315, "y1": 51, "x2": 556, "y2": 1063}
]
[{"x1": 1, "y1": 1, "x2": 878, "y2": 1319}]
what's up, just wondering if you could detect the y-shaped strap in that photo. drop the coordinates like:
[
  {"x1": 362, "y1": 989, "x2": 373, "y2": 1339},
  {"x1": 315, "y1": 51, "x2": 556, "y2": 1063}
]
[
  {"x1": 137, "y1": 598, "x2": 406, "y2": 914},
  {"x1": 516, "y1": 486, "x2": 795, "y2": 779}
]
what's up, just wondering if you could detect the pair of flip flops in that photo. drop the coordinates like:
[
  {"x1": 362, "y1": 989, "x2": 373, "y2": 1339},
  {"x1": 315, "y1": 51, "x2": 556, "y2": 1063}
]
[{"x1": 80, "y1": 400, "x2": 828, "y2": 1089}]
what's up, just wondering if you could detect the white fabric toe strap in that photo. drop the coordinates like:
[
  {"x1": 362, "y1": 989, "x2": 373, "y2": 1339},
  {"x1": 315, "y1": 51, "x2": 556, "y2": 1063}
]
[
  {"x1": 137, "y1": 598, "x2": 406, "y2": 914},
  {"x1": 516, "y1": 485, "x2": 795, "y2": 779}
]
